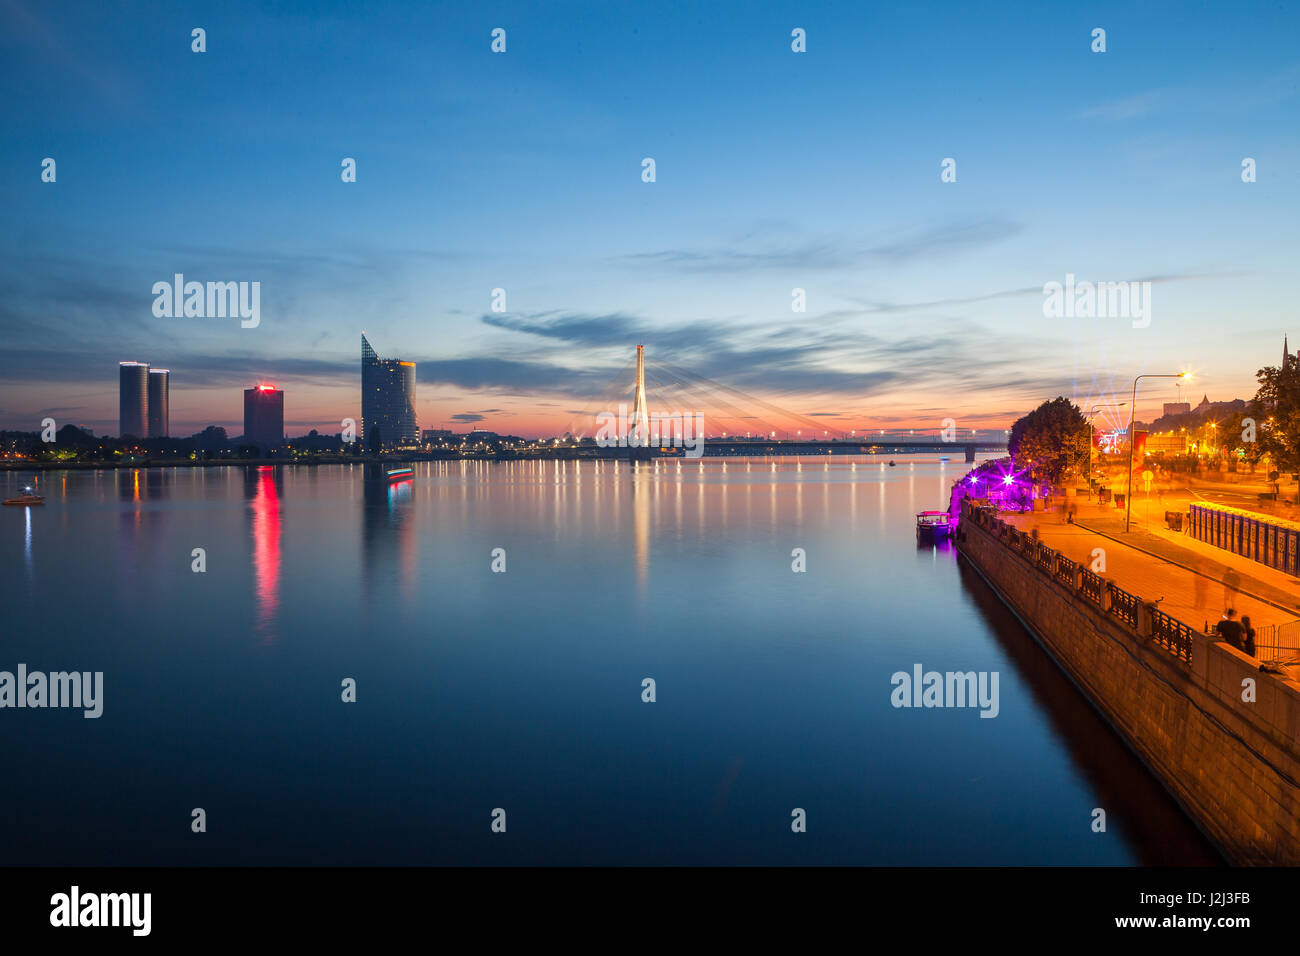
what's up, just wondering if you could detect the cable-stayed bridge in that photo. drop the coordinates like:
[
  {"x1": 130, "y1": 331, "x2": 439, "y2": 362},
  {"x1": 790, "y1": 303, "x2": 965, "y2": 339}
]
[{"x1": 564, "y1": 346, "x2": 1006, "y2": 461}]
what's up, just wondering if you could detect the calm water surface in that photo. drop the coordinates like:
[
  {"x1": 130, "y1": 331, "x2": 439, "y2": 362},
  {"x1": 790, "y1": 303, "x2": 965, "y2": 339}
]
[{"x1": 1, "y1": 457, "x2": 1219, "y2": 864}]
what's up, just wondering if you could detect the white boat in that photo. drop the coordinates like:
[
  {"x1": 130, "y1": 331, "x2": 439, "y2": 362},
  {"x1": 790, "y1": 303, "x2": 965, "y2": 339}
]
[{"x1": 4, "y1": 486, "x2": 44, "y2": 506}]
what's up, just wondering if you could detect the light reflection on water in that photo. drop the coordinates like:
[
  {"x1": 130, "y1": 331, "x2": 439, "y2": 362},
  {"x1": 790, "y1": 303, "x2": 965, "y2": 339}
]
[{"x1": 0, "y1": 457, "x2": 1218, "y2": 865}]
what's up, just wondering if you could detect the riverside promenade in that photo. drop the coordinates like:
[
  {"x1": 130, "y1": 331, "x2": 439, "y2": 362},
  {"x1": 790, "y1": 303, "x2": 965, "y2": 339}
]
[{"x1": 1003, "y1": 493, "x2": 1300, "y2": 681}]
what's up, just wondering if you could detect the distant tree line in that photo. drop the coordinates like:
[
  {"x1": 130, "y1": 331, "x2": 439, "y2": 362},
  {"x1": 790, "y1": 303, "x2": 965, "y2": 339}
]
[{"x1": 1, "y1": 425, "x2": 355, "y2": 462}]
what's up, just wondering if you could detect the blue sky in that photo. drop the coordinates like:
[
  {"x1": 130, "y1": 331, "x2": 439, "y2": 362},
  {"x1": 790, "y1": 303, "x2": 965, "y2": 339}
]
[{"x1": 2, "y1": 0, "x2": 1297, "y2": 436}]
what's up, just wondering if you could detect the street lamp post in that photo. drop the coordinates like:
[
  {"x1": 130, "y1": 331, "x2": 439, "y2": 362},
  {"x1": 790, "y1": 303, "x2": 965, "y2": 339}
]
[{"x1": 1126, "y1": 372, "x2": 1191, "y2": 532}]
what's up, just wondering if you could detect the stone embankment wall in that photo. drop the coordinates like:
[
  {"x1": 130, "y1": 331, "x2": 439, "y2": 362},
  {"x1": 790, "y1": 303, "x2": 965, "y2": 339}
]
[{"x1": 957, "y1": 500, "x2": 1300, "y2": 864}]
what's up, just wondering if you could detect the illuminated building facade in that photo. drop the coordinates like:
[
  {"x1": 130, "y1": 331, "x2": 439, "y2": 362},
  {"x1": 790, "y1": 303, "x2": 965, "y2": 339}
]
[
  {"x1": 147, "y1": 368, "x2": 170, "y2": 438},
  {"x1": 1146, "y1": 431, "x2": 1189, "y2": 454},
  {"x1": 243, "y1": 385, "x2": 285, "y2": 450},
  {"x1": 361, "y1": 334, "x2": 417, "y2": 448},
  {"x1": 118, "y1": 361, "x2": 149, "y2": 438}
]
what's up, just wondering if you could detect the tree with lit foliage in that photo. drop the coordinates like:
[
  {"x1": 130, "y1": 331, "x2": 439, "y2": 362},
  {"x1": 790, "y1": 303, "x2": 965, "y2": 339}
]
[
  {"x1": 1248, "y1": 353, "x2": 1300, "y2": 477},
  {"x1": 1007, "y1": 397, "x2": 1090, "y2": 489}
]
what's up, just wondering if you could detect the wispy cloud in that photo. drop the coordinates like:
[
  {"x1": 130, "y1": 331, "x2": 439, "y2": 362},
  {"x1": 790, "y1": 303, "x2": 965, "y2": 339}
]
[
  {"x1": 618, "y1": 218, "x2": 1023, "y2": 273},
  {"x1": 841, "y1": 269, "x2": 1245, "y2": 318},
  {"x1": 1079, "y1": 90, "x2": 1164, "y2": 120}
]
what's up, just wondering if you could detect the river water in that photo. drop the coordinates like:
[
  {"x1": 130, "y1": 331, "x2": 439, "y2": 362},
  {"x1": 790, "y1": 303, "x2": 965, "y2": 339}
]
[{"x1": 0, "y1": 457, "x2": 1219, "y2": 864}]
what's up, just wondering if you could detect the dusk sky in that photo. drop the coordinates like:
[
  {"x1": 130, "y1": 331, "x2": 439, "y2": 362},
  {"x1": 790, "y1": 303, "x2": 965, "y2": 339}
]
[{"x1": 2, "y1": 0, "x2": 1297, "y2": 437}]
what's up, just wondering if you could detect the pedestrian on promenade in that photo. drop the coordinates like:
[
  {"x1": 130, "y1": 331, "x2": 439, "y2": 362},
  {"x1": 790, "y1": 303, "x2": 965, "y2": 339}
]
[
  {"x1": 1223, "y1": 566, "x2": 1240, "y2": 612},
  {"x1": 1241, "y1": 615, "x2": 1257, "y2": 658},
  {"x1": 1215, "y1": 609, "x2": 1245, "y2": 650},
  {"x1": 1192, "y1": 558, "x2": 1208, "y2": 610}
]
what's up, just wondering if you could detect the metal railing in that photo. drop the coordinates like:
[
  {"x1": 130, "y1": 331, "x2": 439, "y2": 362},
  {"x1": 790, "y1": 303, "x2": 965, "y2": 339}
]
[
  {"x1": 1188, "y1": 502, "x2": 1300, "y2": 576},
  {"x1": 1150, "y1": 607, "x2": 1194, "y2": 664},
  {"x1": 1108, "y1": 584, "x2": 1139, "y2": 628},
  {"x1": 961, "y1": 498, "x2": 1191, "y2": 666},
  {"x1": 1251, "y1": 620, "x2": 1300, "y2": 664},
  {"x1": 1037, "y1": 545, "x2": 1056, "y2": 573},
  {"x1": 1054, "y1": 555, "x2": 1077, "y2": 587}
]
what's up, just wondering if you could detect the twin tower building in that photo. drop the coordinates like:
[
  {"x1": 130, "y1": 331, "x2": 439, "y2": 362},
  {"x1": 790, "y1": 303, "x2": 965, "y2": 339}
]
[
  {"x1": 117, "y1": 361, "x2": 169, "y2": 439},
  {"x1": 117, "y1": 335, "x2": 417, "y2": 450}
]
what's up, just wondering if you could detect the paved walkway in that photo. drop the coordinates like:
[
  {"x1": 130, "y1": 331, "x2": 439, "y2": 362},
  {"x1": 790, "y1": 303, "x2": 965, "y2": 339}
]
[
  {"x1": 1001, "y1": 493, "x2": 1300, "y2": 682},
  {"x1": 1075, "y1": 492, "x2": 1300, "y2": 616}
]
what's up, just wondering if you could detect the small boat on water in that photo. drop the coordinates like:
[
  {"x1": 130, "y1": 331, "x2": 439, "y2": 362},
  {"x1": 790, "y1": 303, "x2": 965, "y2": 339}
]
[
  {"x1": 386, "y1": 466, "x2": 414, "y2": 483},
  {"x1": 888, "y1": 460, "x2": 896, "y2": 467},
  {"x1": 916, "y1": 510, "x2": 951, "y2": 540},
  {"x1": 4, "y1": 486, "x2": 45, "y2": 507}
]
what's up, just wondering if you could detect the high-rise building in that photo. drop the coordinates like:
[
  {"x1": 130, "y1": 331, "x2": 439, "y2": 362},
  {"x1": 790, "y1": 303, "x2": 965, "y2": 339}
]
[
  {"x1": 119, "y1": 361, "x2": 149, "y2": 438},
  {"x1": 243, "y1": 384, "x2": 284, "y2": 450},
  {"x1": 361, "y1": 334, "x2": 417, "y2": 448},
  {"x1": 147, "y1": 368, "x2": 170, "y2": 437}
]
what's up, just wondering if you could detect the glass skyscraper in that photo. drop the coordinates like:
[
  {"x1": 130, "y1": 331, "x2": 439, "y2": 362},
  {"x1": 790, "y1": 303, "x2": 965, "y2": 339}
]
[
  {"x1": 147, "y1": 368, "x2": 169, "y2": 438},
  {"x1": 361, "y1": 334, "x2": 417, "y2": 448},
  {"x1": 118, "y1": 361, "x2": 149, "y2": 438}
]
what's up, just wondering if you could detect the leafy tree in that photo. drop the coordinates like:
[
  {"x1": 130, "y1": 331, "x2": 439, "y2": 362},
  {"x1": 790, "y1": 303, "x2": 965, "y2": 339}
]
[
  {"x1": 1248, "y1": 354, "x2": 1300, "y2": 477},
  {"x1": 191, "y1": 426, "x2": 229, "y2": 453},
  {"x1": 56, "y1": 424, "x2": 92, "y2": 447},
  {"x1": 1008, "y1": 396, "x2": 1089, "y2": 489}
]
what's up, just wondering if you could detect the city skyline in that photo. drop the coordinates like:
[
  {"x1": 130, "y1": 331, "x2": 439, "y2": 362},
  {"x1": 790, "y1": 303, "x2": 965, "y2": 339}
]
[
  {"x1": 7, "y1": 0, "x2": 1300, "y2": 898},
  {"x1": 3, "y1": 2, "x2": 1298, "y2": 438},
  {"x1": 83, "y1": 333, "x2": 1284, "y2": 442}
]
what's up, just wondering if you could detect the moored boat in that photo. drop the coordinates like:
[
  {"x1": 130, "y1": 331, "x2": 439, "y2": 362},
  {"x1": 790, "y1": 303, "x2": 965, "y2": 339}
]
[
  {"x1": 386, "y1": 466, "x2": 414, "y2": 483},
  {"x1": 916, "y1": 510, "x2": 950, "y2": 539}
]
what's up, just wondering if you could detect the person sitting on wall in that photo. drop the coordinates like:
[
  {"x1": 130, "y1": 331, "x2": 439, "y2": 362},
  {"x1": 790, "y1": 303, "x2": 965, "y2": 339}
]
[
  {"x1": 1240, "y1": 615, "x2": 1256, "y2": 658},
  {"x1": 1215, "y1": 608, "x2": 1245, "y2": 651}
]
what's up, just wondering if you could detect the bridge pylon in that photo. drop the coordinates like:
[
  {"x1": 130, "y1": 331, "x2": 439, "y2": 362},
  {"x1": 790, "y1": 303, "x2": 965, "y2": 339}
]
[{"x1": 630, "y1": 344, "x2": 651, "y2": 448}]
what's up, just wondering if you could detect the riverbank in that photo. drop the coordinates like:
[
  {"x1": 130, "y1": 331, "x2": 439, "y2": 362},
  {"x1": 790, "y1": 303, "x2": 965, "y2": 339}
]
[
  {"x1": 4, "y1": 457, "x2": 367, "y2": 470},
  {"x1": 957, "y1": 499, "x2": 1300, "y2": 864}
]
